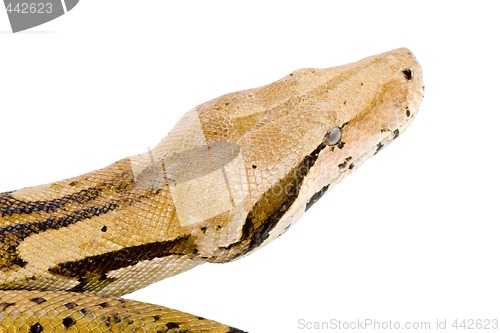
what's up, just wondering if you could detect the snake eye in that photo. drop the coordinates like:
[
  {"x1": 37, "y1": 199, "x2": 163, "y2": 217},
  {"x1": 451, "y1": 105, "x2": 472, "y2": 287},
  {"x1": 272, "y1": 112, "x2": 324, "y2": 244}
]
[{"x1": 323, "y1": 127, "x2": 342, "y2": 146}]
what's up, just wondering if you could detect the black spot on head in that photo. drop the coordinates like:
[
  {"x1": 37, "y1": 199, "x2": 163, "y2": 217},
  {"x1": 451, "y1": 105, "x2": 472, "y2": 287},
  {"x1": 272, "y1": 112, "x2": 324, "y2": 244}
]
[
  {"x1": 394, "y1": 129, "x2": 400, "y2": 139},
  {"x1": 166, "y1": 322, "x2": 180, "y2": 329},
  {"x1": 252, "y1": 164, "x2": 257, "y2": 169},
  {"x1": 101, "y1": 225, "x2": 107, "y2": 232},
  {"x1": 402, "y1": 69, "x2": 412, "y2": 80},
  {"x1": 348, "y1": 163, "x2": 355, "y2": 170},
  {"x1": 30, "y1": 323, "x2": 43, "y2": 333},
  {"x1": 375, "y1": 142, "x2": 384, "y2": 155},
  {"x1": 65, "y1": 302, "x2": 78, "y2": 309},
  {"x1": 62, "y1": 316, "x2": 76, "y2": 328},
  {"x1": 30, "y1": 297, "x2": 46, "y2": 304},
  {"x1": 406, "y1": 108, "x2": 411, "y2": 117},
  {"x1": 69, "y1": 181, "x2": 78, "y2": 187},
  {"x1": 99, "y1": 302, "x2": 109, "y2": 308},
  {"x1": 153, "y1": 315, "x2": 161, "y2": 321},
  {"x1": 337, "y1": 142, "x2": 345, "y2": 149},
  {"x1": 305, "y1": 185, "x2": 330, "y2": 211},
  {"x1": 339, "y1": 156, "x2": 354, "y2": 170},
  {"x1": 200, "y1": 227, "x2": 207, "y2": 233}
]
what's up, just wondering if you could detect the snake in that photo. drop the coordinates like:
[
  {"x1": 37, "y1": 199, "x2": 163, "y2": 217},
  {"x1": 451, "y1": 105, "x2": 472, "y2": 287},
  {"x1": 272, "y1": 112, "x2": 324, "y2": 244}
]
[{"x1": 0, "y1": 48, "x2": 424, "y2": 332}]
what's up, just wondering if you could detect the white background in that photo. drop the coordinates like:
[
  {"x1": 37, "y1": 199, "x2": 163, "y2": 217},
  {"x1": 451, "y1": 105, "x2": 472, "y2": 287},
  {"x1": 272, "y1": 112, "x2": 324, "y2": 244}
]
[{"x1": 1, "y1": 1, "x2": 499, "y2": 332}]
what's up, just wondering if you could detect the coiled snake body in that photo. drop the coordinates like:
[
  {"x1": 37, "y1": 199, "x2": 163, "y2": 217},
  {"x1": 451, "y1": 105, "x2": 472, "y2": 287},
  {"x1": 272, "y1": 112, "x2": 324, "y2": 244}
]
[{"x1": 0, "y1": 49, "x2": 424, "y2": 332}]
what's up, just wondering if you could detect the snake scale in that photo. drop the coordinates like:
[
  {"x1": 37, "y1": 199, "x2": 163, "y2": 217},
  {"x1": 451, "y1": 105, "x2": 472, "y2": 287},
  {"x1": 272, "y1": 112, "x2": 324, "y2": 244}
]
[{"x1": 0, "y1": 48, "x2": 424, "y2": 332}]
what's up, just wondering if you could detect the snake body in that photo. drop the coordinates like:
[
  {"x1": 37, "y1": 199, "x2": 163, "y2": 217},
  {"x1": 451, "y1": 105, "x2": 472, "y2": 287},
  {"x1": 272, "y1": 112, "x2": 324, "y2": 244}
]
[{"x1": 0, "y1": 48, "x2": 424, "y2": 332}]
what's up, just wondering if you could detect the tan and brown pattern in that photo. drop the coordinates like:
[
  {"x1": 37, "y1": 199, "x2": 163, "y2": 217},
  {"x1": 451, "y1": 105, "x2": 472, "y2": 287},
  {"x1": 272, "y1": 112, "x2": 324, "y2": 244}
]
[{"x1": 0, "y1": 48, "x2": 424, "y2": 332}]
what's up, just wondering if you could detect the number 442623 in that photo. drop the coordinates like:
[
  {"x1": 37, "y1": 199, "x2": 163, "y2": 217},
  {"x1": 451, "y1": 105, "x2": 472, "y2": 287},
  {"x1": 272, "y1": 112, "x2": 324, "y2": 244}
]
[
  {"x1": 5, "y1": 2, "x2": 53, "y2": 14},
  {"x1": 452, "y1": 319, "x2": 499, "y2": 330}
]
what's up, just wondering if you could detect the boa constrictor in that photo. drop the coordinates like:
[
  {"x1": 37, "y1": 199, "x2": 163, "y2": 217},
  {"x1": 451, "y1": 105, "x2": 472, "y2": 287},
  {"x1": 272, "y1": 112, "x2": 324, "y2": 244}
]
[{"x1": 0, "y1": 48, "x2": 424, "y2": 332}]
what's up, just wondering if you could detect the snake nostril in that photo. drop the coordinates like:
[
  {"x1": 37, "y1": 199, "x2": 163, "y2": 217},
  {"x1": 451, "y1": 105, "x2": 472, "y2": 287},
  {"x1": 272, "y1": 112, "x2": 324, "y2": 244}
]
[{"x1": 402, "y1": 69, "x2": 412, "y2": 80}]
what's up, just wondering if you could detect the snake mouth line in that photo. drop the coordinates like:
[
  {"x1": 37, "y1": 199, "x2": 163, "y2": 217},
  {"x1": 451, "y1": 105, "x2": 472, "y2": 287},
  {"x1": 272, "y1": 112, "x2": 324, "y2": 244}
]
[{"x1": 331, "y1": 116, "x2": 416, "y2": 186}]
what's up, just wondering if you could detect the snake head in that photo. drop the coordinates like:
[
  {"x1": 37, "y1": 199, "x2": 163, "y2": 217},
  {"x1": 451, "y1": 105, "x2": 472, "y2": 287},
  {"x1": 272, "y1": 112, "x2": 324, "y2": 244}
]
[
  {"x1": 137, "y1": 48, "x2": 424, "y2": 261},
  {"x1": 309, "y1": 48, "x2": 425, "y2": 194}
]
